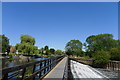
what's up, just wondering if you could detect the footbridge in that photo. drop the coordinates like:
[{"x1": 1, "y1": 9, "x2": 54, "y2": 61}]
[{"x1": 1, "y1": 55, "x2": 120, "y2": 80}]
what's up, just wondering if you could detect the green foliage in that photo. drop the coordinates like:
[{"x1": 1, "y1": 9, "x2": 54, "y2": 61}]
[
  {"x1": 43, "y1": 45, "x2": 49, "y2": 55},
  {"x1": 16, "y1": 35, "x2": 39, "y2": 55},
  {"x1": 93, "y1": 50, "x2": 110, "y2": 67},
  {"x1": 44, "y1": 45, "x2": 49, "y2": 51},
  {"x1": 85, "y1": 34, "x2": 114, "y2": 54},
  {"x1": 20, "y1": 35, "x2": 35, "y2": 45},
  {"x1": 55, "y1": 50, "x2": 63, "y2": 55},
  {"x1": 110, "y1": 47, "x2": 120, "y2": 61},
  {"x1": 65, "y1": 40, "x2": 82, "y2": 56},
  {"x1": 16, "y1": 43, "x2": 39, "y2": 55},
  {"x1": 50, "y1": 48, "x2": 55, "y2": 54},
  {"x1": 0, "y1": 35, "x2": 10, "y2": 53}
]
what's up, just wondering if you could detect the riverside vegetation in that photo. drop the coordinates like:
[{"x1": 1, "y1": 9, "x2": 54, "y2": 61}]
[{"x1": 0, "y1": 33, "x2": 120, "y2": 68}]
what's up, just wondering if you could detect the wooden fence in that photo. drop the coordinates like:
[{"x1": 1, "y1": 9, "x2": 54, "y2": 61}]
[
  {"x1": 69, "y1": 58, "x2": 93, "y2": 66},
  {"x1": 106, "y1": 61, "x2": 120, "y2": 72},
  {"x1": 1, "y1": 55, "x2": 65, "y2": 80}
]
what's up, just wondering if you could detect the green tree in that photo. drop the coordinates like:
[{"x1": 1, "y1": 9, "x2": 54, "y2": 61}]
[
  {"x1": 0, "y1": 35, "x2": 10, "y2": 53},
  {"x1": 85, "y1": 34, "x2": 114, "y2": 57},
  {"x1": 50, "y1": 48, "x2": 55, "y2": 54},
  {"x1": 20, "y1": 35, "x2": 35, "y2": 45},
  {"x1": 44, "y1": 45, "x2": 49, "y2": 51},
  {"x1": 44, "y1": 45, "x2": 49, "y2": 55},
  {"x1": 65, "y1": 40, "x2": 82, "y2": 56},
  {"x1": 40, "y1": 47, "x2": 44, "y2": 54},
  {"x1": 55, "y1": 50, "x2": 63, "y2": 55},
  {"x1": 16, "y1": 35, "x2": 39, "y2": 55},
  {"x1": 93, "y1": 50, "x2": 110, "y2": 68},
  {"x1": 110, "y1": 47, "x2": 120, "y2": 61}
]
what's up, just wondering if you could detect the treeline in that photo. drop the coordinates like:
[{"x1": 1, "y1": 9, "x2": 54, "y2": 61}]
[
  {"x1": 0, "y1": 34, "x2": 64, "y2": 56},
  {"x1": 65, "y1": 34, "x2": 120, "y2": 67}
]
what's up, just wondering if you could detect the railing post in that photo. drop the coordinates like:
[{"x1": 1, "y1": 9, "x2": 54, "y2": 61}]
[
  {"x1": 113, "y1": 62, "x2": 114, "y2": 71},
  {"x1": 50, "y1": 59, "x2": 51, "y2": 69},
  {"x1": 32, "y1": 64, "x2": 36, "y2": 80},
  {"x1": 2, "y1": 73, "x2": 8, "y2": 80},
  {"x1": 47, "y1": 59, "x2": 49, "y2": 71},
  {"x1": 21, "y1": 68, "x2": 26, "y2": 80},
  {"x1": 118, "y1": 62, "x2": 120, "y2": 79},
  {"x1": 108, "y1": 62, "x2": 110, "y2": 69},
  {"x1": 39, "y1": 62, "x2": 42, "y2": 78},
  {"x1": 44, "y1": 60, "x2": 46, "y2": 74}
]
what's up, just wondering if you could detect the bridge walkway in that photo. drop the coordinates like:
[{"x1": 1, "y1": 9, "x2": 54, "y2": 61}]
[{"x1": 43, "y1": 56, "x2": 68, "y2": 80}]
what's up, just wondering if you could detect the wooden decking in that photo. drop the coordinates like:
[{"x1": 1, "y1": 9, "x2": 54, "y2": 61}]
[
  {"x1": 70, "y1": 60, "x2": 108, "y2": 79},
  {"x1": 43, "y1": 57, "x2": 68, "y2": 80}
]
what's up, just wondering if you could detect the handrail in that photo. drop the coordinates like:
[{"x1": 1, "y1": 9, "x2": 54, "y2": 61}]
[{"x1": 1, "y1": 55, "x2": 65, "y2": 80}]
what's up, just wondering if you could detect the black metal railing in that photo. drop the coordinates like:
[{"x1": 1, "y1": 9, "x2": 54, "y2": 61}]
[{"x1": 1, "y1": 55, "x2": 65, "y2": 80}]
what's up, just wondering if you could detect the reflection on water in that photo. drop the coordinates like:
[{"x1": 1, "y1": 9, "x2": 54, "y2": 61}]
[
  {"x1": 2, "y1": 56, "x2": 48, "y2": 68},
  {"x1": 1, "y1": 56, "x2": 48, "y2": 79}
]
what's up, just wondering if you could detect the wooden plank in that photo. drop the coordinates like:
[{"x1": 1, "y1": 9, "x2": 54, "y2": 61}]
[{"x1": 43, "y1": 57, "x2": 68, "y2": 79}]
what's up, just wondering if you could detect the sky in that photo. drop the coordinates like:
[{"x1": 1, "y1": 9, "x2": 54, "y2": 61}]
[{"x1": 2, "y1": 2, "x2": 118, "y2": 50}]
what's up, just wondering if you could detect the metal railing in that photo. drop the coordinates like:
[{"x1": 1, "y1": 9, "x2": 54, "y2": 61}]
[{"x1": 1, "y1": 55, "x2": 65, "y2": 80}]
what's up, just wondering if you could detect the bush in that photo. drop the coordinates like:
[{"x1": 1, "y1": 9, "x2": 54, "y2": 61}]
[
  {"x1": 93, "y1": 50, "x2": 110, "y2": 68},
  {"x1": 110, "y1": 48, "x2": 120, "y2": 61}
]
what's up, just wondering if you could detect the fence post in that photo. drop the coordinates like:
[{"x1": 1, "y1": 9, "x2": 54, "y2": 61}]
[
  {"x1": 118, "y1": 62, "x2": 120, "y2": 79},
  {"x1": 44, "y1": 60, "x2": 46, "y2": 74},
  {"x1": 47, "y1": 59, "x2": 49, "y2": 71},
  {"x1": 2, "y1": 73, "x2": 8, "y2": 80},
  {"x1": 50, "y1": 59, "x2": 51, "y2": 69},
  {"x1": 21, "y1": 68, "x2": 26, "y2": 80},
  {"x1": 39, "y1": 62, "x2": 42, "y2": 78},
  {"x1": 113, "y1": 62, "x2": 114, "y2": 71},
  {"x1": 32, "y1": 64, "x2": 36, "y2": 80}
]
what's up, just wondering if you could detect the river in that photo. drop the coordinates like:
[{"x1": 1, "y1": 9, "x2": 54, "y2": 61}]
[{"x1": 2, "y1": 55, "x2": 48, "y2": 68}]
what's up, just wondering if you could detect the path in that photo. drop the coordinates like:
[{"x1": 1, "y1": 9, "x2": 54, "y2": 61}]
[
  {"x1": 43, "y1": 57, "x2": 68, "y2": 80},
  {"x1": 70, "y1": 60, "x2": 108, "y2": 79}
]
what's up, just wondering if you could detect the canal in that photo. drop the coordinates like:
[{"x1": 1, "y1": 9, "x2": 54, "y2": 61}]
[
  {"x1": 1, "y1": 55, "x2": 49, "y2": 80},
  {"x1": 2, "y1": 55, "x2": 48, "y2": 68}
]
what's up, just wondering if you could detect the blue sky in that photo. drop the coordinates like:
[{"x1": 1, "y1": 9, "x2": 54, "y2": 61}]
[{"x1": 2, "y1": 2, "x2": 118, "y2": 50}]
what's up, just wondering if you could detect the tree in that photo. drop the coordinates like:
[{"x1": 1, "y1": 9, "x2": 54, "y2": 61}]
[
  {"x1": 110, "y1": 47, "x2": 120, "y2": 61},
  {"x1": 55, "y1": 50, "x2": 63, "y2": 55},
  {"x1": 0, "y1": 35, "x2": 10, "y2": 53},
  {"x1": 44, "y1": 45, "x2": 49, "y2": 51},
  {"x1": 40, "y1": 47, "x2": 44, "y2": 54},
  {"x1": 65, "y1": 40, "x2": 82, "y2": 56},
  {"x1": 85, "y1": 34, "x2": 114, "y2": 57},
  {"x1": 15, "y1": 35, "x2": 39, "y2": 55},
  {"x1": 50, "y1": 48, "x2": 55, "y2": 54},
  {"x1": 93, "y1": 50, "x2": 110, "y2": 68},
  {"x1": 20, "y1": 35, "x2": 35, "y2": 45},
  {"x1": 44, "y1": 45, "x2": 49, "y2": 55}
]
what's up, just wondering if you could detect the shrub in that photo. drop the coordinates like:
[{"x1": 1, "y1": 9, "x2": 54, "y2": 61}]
[
  {"x1": 110, "y1": 48, "x2": 120, "y2": 61},
  {"x1": 93, "y1": 50, "x2": 110, "y2": 68}
]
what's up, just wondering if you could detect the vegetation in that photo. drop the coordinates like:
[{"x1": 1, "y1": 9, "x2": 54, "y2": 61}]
[
  {"x1": 55, "y1": 50, "x2": 63, "y2": 55},
  {"x1": 93, "y1": 50, "x2": 110, "y2": 68},
  {"x1": 16, "y1": 35, "x2": 39, "y2": 55},
  {"x1": 110, "y1": 47, "x2": 120, "y2": 61},
  {"x1": 65, "y1": 40, "x2": 82, "y2": 56},
  {"x1": 0, "y1": 35, "x2": 10, "y2": 53},
  {"x1": 65, "y1": 34, "x2": 120, "y2": 68},
  {"x1": 84, "y1": 34, "x2": 114, "y2": 57},
  {"x1": 1, "y1": 33, "x2": 120, "y2": 67}
]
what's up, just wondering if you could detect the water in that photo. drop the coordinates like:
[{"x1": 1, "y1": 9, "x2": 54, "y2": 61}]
[
  {"x1": 1, "y1": 56, "x2": 48, "y2": 80},
  {"x1": 2, "y1": 56, "x2": 48, "y2": 68}
]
